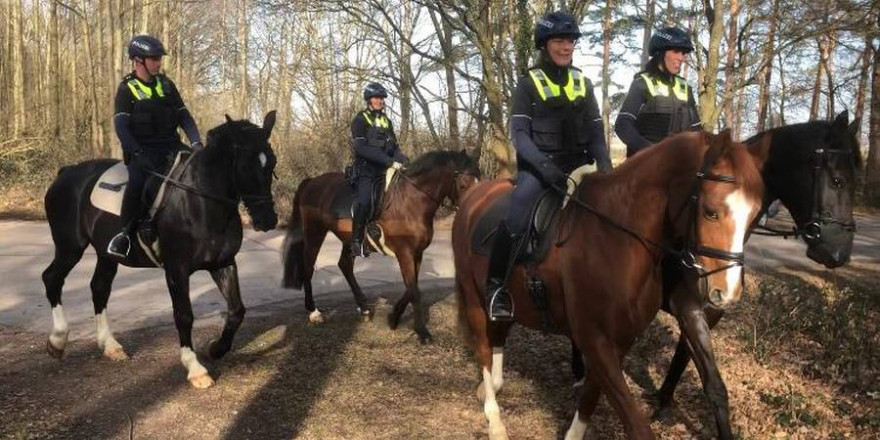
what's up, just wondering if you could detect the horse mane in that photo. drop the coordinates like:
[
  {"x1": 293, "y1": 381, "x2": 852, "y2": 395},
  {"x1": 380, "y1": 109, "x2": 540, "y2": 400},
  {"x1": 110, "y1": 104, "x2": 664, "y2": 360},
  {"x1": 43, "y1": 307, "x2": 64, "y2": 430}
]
[
  {"x1": 726, "y1": 139, "x2": 765, "y2": 197},
  {"x1": 205, "y1": 118, "x2": 262, "y2": 149},
  {"x1": 748, "y1": 120, "x2": 863, "y2": 168},
  {"x1": 405, "y1": 150, "x2": 477, "y2": 177}
]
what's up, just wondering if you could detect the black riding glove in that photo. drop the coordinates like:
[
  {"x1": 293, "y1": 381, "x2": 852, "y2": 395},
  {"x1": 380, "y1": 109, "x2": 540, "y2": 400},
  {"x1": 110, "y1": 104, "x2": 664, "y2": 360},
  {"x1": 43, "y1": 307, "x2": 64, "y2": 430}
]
[
  {"x1": 537, "y1": 160, "x2": 567, "y2": 187},
  {"x1": 132, "y1": 151, "x2": 156, "y2": 171}
]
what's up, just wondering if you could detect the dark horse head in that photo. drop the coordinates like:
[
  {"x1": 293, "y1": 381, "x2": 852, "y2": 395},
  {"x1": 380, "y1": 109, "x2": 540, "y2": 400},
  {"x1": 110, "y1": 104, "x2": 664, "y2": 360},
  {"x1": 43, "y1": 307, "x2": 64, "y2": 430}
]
[
  {"x1": 751, "y1": 111, "x2": 861, "y2": 268},
  {"x1": 402, "y1": 149, "x2": 481, "y2": 204},
  {"x1": 209, "y1": 112, "x2": 279, "y2": 231}
]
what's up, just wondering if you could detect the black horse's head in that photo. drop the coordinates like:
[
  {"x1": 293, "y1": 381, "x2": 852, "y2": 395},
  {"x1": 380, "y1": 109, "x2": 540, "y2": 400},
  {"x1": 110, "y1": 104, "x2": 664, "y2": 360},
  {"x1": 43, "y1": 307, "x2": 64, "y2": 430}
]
[
  {"x1": 760, "y1": 111, "x2": 861, "y2": 268},
  {"x1": 208, "y1": 111, "x2": 279, "y2": 232}
]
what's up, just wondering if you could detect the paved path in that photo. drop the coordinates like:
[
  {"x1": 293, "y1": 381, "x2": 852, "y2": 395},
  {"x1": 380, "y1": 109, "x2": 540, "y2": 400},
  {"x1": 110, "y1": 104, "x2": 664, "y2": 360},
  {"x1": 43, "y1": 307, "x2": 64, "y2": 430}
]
[{"x1": 1, "y1": 212, "x2": 877, "y2": 340}]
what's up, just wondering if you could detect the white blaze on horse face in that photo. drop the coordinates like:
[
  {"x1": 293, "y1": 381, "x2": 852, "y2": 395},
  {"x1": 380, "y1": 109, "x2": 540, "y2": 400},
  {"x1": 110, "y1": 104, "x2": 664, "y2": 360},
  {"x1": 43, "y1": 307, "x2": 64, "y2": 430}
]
[
  {"x1": 49, "y1": 305, "x2": 69, "y2": 351},
  {"x1": 722, "y1": 188, "x2": 753, "y2": 301},
  {"x1": 258, "y1": 152, "x2": 267, "y2": 168}
]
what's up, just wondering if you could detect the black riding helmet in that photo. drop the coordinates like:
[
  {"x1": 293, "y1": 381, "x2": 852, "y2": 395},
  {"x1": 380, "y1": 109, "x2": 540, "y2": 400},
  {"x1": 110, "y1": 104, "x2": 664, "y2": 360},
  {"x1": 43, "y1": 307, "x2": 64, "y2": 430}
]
[
  {"x1": 363, "y1": 82, "x2": 389, "y2": 101},
  {"x1": 534, "y1": 11, "x2": 582, "y2": 49},
  {"x1": 649, "y1": 27, "x2": 694, "y2": 56},
  {"x1": 128, "y1": 35, "x2": 167, "y2": 59}
]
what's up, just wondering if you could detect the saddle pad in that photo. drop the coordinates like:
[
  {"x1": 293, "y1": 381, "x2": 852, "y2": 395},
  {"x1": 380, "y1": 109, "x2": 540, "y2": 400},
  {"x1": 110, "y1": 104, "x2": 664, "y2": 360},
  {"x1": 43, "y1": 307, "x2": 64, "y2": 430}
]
[{"x1": 89, "y1": 151, "x2": 190, "y2": 217}]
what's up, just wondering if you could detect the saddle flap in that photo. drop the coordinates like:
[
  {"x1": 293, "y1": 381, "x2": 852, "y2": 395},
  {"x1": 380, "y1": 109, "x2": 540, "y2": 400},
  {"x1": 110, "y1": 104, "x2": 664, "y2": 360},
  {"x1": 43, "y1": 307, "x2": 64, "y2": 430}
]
[{"x1": 90, "y1": 162, "x2": 129, "y2": 216}]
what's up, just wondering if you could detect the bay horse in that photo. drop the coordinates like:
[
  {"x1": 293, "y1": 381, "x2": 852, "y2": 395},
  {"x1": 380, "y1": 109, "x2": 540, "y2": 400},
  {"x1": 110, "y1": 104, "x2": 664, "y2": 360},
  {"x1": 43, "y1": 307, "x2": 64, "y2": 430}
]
[
  {"x1": 453, "y1": 131, "x2": 768, "y2": 439},
  {"x1": 281, "y1": 150, "x2": 479, "y2": 343},
  {"x1": 41, "y1": 112, "x2": 278, "y2": 388},
  {"x1": 647, "y1": 111, "x2": 862, "y2": 439}
]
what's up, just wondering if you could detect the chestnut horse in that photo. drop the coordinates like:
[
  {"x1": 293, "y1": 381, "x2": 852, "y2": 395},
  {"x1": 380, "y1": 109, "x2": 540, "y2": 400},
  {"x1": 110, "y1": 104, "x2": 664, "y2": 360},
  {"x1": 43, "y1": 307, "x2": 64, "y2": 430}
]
[
  {"x1": 282, "y1": 150, "x2": 479, "y2": 342},
  {"x1": 453, "y1": 131, "x2": 768, "y2": 439}
]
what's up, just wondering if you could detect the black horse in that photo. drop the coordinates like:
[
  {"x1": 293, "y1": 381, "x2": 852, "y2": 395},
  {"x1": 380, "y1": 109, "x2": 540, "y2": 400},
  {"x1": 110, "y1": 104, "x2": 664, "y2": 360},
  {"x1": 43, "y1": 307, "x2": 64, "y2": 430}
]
[
  {"x1": 570, "y1": 111, "x2": 861, "y2": 439},
  {"x1": 42, "y1": 111, "x2": 278, "y2": 388}
]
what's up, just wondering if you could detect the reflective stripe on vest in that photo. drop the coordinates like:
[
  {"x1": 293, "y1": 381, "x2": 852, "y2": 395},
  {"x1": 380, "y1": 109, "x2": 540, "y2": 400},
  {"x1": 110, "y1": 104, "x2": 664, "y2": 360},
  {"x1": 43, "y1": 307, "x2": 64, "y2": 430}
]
[
  {"x1": 362, "y1": 111, "x2": 390, "y2": 129},
  {"x1": 640, "y1": 73, "x2": 689, "y2": 101},
  {"x1": 126, "y1": 78, "x2": 165, "y2": 101},
  {"x1": 528, "y1": 68, "x2": 587, "y2": 101}
]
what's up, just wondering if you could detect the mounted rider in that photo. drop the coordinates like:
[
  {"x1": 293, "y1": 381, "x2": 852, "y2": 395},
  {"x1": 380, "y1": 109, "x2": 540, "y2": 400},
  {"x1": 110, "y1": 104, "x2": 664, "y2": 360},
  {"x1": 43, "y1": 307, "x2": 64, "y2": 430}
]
[
  {"x1": 485, "y1": 11, "x2": 613, "y2": 321},
  {"x1": 614, "y1": 26, "x2": 702, "y2": 158},
  {"x1": 107, "y1": 35, "x2": 203, "y2": 258},
  {"x1": 348, "y1": 82, "x2": 409, "y2": 258}
]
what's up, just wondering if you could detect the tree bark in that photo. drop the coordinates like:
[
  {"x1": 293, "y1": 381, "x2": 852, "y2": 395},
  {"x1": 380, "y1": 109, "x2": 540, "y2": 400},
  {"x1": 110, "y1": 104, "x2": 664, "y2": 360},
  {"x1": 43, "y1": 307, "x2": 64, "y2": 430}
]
[
  {"x1": 722, "y1": 0, "x2": 739, "y2": 136},
  {"x1": 11, "y1": 0, "x2": 24, "y2": 137},
  {"x1": 756, "y1": 0, "x2": 778, "y2": 132},
  {"x1": 699, "y1": 0, "x2": 724, "y2": 131},
  {"x1": 810, "y1": 37, "x2": 826, "y2": 121},
  {"x1": 237, "y1": 0, "x2": 249, "y2": 117},
  {"x1": 855, "y1": 34, "x2": 874, "y2": 140},
  {"x1": 50, "y1": 0, "x2": 60, "y2": 138},
  {"x1": 641, "y1": 0, "x2": 655, "y2": 68},
  {"x1": 601, "y1": 0, "x2": 613, "y2": 150},
  {"x1": 866, "y1": 36, "x2": 880, "y2": 205}
]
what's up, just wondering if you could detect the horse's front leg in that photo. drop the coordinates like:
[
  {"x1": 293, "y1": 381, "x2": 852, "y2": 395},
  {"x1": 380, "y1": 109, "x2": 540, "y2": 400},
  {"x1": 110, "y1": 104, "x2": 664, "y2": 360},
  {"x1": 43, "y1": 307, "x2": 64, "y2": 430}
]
[
  {"x1": 165, "y1": 266, "x2": 214, "y2": 389},
  {"x1": 206, "y1": 263, "x2": 245, "y2": 360},
  {"x1": 663, "y1": 286, "x2": 732, "y2": 440},
  {"x1": 394, "y1": 248, "x2": 431, "y2": 343}
]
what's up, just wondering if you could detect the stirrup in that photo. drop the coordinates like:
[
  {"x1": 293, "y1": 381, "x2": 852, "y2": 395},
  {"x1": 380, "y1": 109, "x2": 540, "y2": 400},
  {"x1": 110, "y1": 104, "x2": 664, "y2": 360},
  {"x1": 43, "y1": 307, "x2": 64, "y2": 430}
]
[
  {"x1": 488, "y1": 286, "x2": 514, "y2": 322},
  {"x1": 107, "y1": 233, "x2": 131, "y2": 258},
  {"x1": 350, "y1": 239, "x2": 367, "y2": 258}
]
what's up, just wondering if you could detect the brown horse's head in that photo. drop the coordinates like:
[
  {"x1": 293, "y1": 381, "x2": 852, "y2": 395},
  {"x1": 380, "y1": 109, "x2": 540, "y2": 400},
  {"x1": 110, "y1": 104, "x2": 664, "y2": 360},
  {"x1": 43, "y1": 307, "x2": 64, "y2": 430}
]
[{"x1": 687, "y1": 130, "x2": 768, "y2": 308}]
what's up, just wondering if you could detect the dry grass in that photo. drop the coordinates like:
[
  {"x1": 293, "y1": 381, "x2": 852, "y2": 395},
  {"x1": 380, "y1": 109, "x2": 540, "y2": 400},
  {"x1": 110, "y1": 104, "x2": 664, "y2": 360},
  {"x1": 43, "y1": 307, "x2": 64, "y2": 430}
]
[{"x1": 1, "y1": 267, "x2": 878, "y2": 440}]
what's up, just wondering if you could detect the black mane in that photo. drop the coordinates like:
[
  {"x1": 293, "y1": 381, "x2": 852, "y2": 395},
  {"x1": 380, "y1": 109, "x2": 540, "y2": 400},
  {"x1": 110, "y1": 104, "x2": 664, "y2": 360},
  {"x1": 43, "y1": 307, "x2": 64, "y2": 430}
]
[{"x1": 405, "y1": 150, "x2": 479, "y2": 177}]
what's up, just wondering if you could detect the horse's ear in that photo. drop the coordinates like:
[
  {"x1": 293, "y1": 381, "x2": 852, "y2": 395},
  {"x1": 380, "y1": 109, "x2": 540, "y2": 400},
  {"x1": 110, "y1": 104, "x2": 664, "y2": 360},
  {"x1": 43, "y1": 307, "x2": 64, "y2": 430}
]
[
  {"x1": 833, "y1": 110, "x2": 849, "y2": 130},
  {"x1": 748, "y1": 132, "x2": 772, "y2": 172},
  {"x1": 263, "y1": 110, "x2": 277, "y2": 135},
  {"x1": 225, "y1": 114, "x2": 234, "y2": 124},
  {"x1": 848, "y1": 117, "x2": 860, "y2": 137},
  {"x1": 717, "y1": 128, "x2": 733, "y2": 154}
]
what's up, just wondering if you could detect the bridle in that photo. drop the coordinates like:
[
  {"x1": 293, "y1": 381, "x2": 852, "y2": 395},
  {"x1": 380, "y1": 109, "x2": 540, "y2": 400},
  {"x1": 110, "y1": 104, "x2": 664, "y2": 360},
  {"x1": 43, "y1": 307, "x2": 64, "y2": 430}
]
[{"x1": 752, "y1": 147, "x2": 856, "y2": 241}]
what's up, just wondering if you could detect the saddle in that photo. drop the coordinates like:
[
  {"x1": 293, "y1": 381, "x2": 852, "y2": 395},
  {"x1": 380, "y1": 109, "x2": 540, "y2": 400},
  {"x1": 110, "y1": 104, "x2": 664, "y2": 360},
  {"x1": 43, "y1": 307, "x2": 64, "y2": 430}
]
[
  {"x1": 470, "y1": 163, "x2": 596, "y2": 263},
  {"x1": 329, "y1": 168, "x2": 400, "y2": 256},
  {"x1": 90, "y1": 150, "x2": 192, "y2": 266}
]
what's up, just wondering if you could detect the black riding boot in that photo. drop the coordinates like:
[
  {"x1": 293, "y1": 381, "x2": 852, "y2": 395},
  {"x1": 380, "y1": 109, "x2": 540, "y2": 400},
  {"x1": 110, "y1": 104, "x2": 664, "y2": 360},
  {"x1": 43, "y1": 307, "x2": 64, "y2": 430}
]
[
  {"x1": 485, "y1": 222, "x2": 520, "y2": 321},
  {"x1": 350, "y1": 204, "x2": 368, "y2": 258},
  {"x1": 108, "y1": 182, "x2": 143, "y2": 258}
]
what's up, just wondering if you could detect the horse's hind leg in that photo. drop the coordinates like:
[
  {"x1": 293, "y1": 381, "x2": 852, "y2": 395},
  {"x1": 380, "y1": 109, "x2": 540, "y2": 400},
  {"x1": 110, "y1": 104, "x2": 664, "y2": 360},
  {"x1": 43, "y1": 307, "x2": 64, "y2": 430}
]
[
  {"x1": 338, "y1": 245, "x2": 372, "y2": 321},
  {"x1": 42, "y1": 245, "x2": 86, "y2": 358},
  {"x1": 206, "y1": 263, "x2": 245, "y2": 360},
  {"x1": 302, "y1": 222, "x2": 327, "y2": 324},
  {"x1": 90, "y1": 256, "x2": 128, "y2": 360}
]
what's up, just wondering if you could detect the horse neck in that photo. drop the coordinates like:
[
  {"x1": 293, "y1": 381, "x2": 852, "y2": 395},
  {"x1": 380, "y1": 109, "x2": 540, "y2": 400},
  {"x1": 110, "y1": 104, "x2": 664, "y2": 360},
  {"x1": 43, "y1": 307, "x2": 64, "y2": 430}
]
[
  {"x1": 172, "y1": 145, "x2": 238, "y2": 214},
  {"x1": 761, "y1": 128, "x2": 814, "y2": 225},
  {"x1": 394, "y1": 167, "x2": 452, "y2": 215}
]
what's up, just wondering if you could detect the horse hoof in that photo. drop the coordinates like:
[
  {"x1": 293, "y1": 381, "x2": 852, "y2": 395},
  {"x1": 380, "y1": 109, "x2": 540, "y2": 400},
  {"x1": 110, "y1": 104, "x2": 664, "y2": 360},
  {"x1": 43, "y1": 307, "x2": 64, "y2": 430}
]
[
  {"x1": 308, "y1": 310, "x2": 325, "y2": 325},
  {"x1": 104, "y1": 347, "x2": 130, "y2": 361},
  {"x1": 207, "y1": 340, "x2": 229, "y2": 361},
  {"x1": 189, "y1": 374, "x2": 215, "y2": 389},
  {"x1": 358, "y1": 307, "x2": 373, "y2": 323},
  {"x1": 488, "y1": 425, "x2": 509, "y2": 440},
  {"x1": 416, "y1": 329, "x2": 433, "y2": 344},
  {"x1": 46, "y1": 340, "x2": 64, "y2": 359},
  {"x1": 387, "y1": 312, "x2": 400, "y2": 330}
]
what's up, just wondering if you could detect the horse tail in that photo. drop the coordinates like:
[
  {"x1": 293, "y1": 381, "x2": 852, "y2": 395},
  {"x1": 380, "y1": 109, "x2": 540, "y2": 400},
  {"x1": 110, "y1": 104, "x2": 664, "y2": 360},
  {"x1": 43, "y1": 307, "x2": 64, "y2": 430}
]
[{"x1": 281, "y1": 178, "x2": 311, "y2": 290}]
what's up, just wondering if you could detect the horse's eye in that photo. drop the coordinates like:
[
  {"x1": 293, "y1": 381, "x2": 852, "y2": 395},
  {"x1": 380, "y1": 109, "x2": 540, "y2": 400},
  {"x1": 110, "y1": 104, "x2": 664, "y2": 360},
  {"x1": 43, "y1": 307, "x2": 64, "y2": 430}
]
[
  {"x1": 832, "y1": 177, "x2": 845, "y2": 188},
  {"x1": 703, "y1": 208, "x2": 719, "y2": 221}
]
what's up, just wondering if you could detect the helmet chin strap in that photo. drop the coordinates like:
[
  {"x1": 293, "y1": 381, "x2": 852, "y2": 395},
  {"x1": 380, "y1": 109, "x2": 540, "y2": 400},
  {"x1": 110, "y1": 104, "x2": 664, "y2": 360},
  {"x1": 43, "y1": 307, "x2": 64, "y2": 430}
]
[{"x1": 132, "y1": 57, "x2": 156, "y2": 82}]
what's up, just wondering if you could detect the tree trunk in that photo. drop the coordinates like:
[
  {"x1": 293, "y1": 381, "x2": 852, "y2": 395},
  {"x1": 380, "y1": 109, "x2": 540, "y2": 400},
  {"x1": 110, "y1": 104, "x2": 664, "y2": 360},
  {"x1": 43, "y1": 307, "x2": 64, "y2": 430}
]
[
  {"x1": 397, "y1": 1, "x2": 413, "y2": 149},
  {"x1": 50, "y1": 0, "x2": 60, "y2": 138},
  {"x1": 699, "y1": 0, "x2": 724, "y2": 131},
  {"x1": 475, "y1": 2, "x2": 511, "y2": 177},
  {"x1": 810, "y1": 37, "x2": 826, "y2": 121},
  {"x1": 756, "y1": 0, "x2": 778, "y2": 132},
  {"x1": 601, "y1": 0, "x2": 613, "y2": 150},
  {"x1": 11, "y1": 0, "x2": 24, "y2": 137},
  {"x1": 237, "y1": 0, "x2": 249, "y2": 117},
  {"x1": 865, "y1": 37, "x2": 880, "y2": 205},
  {"x1": 824, "y1": 33, "x2": 837, "y2": 118},
  {"x1": 436, "y1": 12, "x2": 460, "y2": 150},
  {"x1": 722, "y1": 0, "x2": 739, "y2": 136},
  {"x1": 641, "y1": 0, "x2": 655, "y2": 68},
  {"x1": 855, "y1": 34, "x2": 874, "y2": 140}
]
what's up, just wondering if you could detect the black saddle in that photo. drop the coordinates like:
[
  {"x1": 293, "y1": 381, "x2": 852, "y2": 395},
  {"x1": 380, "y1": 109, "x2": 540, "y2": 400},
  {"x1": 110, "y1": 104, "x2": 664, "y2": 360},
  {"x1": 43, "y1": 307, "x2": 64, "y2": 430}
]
[
  {"x1": 471, "y1": 188, "x2": 564, "y2": 265},
  {"x1": 329, "y1": 177, "x2": 387, "y2": 220}
]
